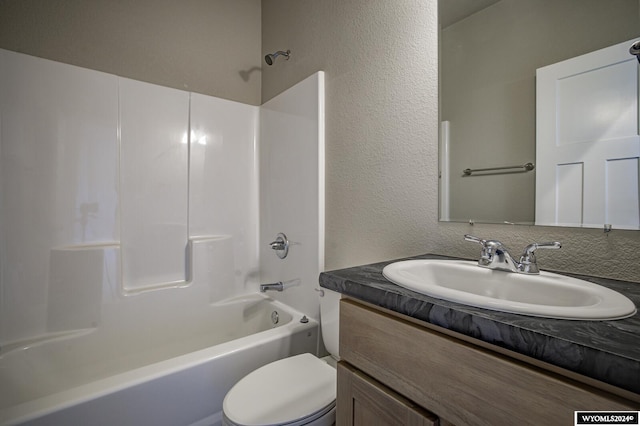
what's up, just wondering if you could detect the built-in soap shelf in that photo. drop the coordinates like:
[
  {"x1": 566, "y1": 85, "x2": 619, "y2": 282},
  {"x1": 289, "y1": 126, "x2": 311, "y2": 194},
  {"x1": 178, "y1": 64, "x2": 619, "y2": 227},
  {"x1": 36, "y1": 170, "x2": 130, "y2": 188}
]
[{"x1": 47, "y1": 236, "x2": 238, "y2": 334}]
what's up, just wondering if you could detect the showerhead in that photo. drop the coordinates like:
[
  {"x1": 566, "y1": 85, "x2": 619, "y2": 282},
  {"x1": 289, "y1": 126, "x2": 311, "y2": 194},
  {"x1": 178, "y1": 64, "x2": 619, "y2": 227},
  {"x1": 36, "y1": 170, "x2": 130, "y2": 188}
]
[
  {"x1": 630, "y1": 41, "x2": 640, "y2": 63},
  {"x1": 264, "y1": 50, "x2": 291, "y2": 66}
]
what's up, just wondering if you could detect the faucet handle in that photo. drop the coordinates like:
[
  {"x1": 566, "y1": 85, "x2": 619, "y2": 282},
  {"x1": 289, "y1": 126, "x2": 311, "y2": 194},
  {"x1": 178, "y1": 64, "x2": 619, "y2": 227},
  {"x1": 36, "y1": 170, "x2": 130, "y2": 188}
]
[
  {"x1": 464, "y1": 234, "x2": 485, "y2": 245},
  {"x1": 464, "y1": 234, "x2": 490, "y2": 260},
  {"x1": 518, "y1": 241, "x2": 561, "y2": 274},
  {"x1": 269, "y1": 232, "x2": 290, "y2": 259},
  {"x1": 464, "y1": 234, "x2": 512, "y2": 268},
  {"x1": 522, "y1": 241, "x2": 562, "y2": 255},
  {"x1": 464, "y1": 234, "x2": 521, "y2": 272},
  {"x1": 464, "y1": 234, "x2": 508, "y2": 256}
]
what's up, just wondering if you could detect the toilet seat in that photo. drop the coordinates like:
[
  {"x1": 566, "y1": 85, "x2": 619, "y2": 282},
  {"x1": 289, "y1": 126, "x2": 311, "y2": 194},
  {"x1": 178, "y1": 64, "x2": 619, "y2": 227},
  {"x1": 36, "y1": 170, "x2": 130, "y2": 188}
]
[{"x1": 223, "y1": 353, "x2": 336, "y2": 426}]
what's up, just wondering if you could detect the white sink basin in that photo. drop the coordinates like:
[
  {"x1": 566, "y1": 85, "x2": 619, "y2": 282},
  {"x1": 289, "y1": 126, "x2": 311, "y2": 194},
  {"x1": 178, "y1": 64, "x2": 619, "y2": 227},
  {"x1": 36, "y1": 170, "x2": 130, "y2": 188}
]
[{"x1": 382, "y1": 259, "x2": 637, "y2": 320}]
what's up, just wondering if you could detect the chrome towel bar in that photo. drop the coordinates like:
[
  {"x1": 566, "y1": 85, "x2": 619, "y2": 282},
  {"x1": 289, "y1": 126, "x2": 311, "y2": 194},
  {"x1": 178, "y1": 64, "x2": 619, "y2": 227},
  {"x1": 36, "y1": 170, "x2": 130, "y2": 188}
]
[{"x1": 463, "y1": 162, "x2": 535, "y2": 176}]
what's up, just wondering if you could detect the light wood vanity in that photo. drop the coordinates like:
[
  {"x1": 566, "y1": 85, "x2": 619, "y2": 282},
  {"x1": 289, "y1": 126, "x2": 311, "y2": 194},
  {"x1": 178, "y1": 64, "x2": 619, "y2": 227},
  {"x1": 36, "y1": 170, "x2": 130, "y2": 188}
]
[{"x1": 337, "y1": 298, "x2": 639, "y2": 426}]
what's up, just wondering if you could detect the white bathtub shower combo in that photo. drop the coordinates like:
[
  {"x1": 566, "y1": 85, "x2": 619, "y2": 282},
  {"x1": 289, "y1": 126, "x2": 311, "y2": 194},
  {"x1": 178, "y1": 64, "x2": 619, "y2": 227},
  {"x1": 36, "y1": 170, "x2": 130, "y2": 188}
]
[{"x1": 0, "y1": 49, "x2": 325, "y2": 426}]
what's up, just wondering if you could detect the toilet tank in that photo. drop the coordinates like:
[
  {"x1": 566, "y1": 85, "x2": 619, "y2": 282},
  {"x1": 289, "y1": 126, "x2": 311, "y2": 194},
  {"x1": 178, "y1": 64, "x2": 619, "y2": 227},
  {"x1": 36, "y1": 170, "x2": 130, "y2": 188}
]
[{"x1": 319, "y1": 288, "x2": 342, "y2": 358}]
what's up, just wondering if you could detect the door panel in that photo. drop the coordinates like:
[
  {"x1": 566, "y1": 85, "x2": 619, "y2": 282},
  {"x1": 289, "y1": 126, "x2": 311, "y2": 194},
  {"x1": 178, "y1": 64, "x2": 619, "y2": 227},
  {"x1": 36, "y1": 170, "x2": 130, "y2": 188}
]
[{"x1": 536, "y1": 38, "x2": 640, "y2": 228}]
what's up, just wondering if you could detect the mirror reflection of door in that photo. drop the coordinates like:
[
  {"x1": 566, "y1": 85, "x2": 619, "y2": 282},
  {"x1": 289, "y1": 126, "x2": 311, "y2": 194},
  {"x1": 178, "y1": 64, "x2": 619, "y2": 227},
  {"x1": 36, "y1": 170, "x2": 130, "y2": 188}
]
[{"x1": 536, "y1": 39, "x2": 640, "y2": 229}]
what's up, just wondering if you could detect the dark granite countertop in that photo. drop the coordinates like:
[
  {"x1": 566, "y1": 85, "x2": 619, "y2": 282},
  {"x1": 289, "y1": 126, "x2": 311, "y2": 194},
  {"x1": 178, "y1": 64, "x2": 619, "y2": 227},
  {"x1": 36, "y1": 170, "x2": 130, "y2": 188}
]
[{"x1": 319, "y1": 254, "x2": 640, "y2": 395}]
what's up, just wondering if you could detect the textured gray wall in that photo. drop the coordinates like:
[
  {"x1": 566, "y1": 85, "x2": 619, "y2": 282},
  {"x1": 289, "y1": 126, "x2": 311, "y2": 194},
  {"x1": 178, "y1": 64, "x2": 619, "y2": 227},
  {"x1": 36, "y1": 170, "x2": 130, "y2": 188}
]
[
  {"x1": 0, "y1": 0, "x2": 262, "y2": 105},
  {"x1": 263, "y1": 0, "x2": 640, "y2": 283},
  {"x1": 263, "y1": 0, "x2": 440, "y2": 271}
]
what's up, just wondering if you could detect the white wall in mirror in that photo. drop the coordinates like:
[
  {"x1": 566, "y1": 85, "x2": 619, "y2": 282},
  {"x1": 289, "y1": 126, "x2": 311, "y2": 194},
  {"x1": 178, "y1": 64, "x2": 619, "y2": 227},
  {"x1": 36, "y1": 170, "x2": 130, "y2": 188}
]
[{"x1": 439, "y1": 0, "x2": 640, "y2": 227}]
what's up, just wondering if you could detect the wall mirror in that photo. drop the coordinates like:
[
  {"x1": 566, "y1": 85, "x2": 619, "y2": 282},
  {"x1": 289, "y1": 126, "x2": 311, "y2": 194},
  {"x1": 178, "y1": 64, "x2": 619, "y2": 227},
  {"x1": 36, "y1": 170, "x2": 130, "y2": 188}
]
[{"x1": 438, "y1": 0, "x2": 640, "y2": 229}]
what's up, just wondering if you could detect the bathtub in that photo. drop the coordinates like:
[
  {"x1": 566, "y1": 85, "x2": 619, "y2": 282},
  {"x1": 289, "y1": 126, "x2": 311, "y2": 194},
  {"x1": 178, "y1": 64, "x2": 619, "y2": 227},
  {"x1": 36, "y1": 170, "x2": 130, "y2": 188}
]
[{"x1": 0, "y1": 294, "x2": 319, "y2": 426}]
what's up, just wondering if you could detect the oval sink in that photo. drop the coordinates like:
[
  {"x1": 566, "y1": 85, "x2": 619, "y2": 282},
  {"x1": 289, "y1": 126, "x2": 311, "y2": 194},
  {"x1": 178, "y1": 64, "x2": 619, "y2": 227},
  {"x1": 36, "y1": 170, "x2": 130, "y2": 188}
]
[{"x1": 382, "y1": 260, "x2": 637, "y2": 320}]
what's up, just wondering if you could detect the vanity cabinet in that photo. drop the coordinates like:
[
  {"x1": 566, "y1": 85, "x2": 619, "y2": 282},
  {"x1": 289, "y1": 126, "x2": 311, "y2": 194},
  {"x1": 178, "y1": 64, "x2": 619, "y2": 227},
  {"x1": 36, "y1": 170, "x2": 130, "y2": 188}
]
[
  {"x1": 337, "y1": 361, "x2": 438, "y2": 425},
  {"x1": 337, "y1": 299, "x2": 639, "y2": 426}
]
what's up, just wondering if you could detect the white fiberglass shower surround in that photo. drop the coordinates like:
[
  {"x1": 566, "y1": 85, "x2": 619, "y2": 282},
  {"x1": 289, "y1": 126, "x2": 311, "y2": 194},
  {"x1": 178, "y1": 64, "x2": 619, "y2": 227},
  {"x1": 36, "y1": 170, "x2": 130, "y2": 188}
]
[{"x1": 0, "y1": 49, "x2": 325, "y2": 425}]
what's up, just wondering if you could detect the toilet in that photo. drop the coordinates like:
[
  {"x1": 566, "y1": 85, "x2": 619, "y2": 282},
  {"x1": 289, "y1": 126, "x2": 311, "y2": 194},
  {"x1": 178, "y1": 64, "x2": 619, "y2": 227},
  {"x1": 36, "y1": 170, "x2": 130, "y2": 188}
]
[{"x1": 222, "y1": 289, "x2": 341, "y2": 426}]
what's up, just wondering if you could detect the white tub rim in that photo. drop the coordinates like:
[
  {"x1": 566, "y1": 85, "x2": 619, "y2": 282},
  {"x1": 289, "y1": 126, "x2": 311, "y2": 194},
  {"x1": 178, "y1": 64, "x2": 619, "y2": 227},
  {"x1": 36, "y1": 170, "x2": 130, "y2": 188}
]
[{"x1": 0, "y1": 293, "x2": 317, "y2": 425}]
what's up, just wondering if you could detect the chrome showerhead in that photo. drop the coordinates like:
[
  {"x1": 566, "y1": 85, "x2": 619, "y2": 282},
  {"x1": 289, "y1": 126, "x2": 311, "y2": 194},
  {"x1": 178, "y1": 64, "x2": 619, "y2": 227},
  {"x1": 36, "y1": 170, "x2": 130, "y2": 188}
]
[
  {"x1": 264, "y1": 50, "x2": 291, "y2": 66},
  {"x1": 630, "y1": 40, "x2": 640, "y2": 63}
]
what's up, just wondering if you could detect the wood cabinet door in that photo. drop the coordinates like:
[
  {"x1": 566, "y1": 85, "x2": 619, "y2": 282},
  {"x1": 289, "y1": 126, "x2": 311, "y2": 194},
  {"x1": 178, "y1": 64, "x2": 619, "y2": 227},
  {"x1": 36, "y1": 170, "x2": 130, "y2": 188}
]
[{"x1": 337, "y1": 361, "x2": 439, "y2": 426}]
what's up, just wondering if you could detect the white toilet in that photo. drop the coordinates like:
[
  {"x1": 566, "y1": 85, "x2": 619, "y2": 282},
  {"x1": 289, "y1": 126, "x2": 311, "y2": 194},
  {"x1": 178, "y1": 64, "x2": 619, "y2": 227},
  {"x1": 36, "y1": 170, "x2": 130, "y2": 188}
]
[{"x1": 222, "y1": 289, "x2": 341, "y2": 426}]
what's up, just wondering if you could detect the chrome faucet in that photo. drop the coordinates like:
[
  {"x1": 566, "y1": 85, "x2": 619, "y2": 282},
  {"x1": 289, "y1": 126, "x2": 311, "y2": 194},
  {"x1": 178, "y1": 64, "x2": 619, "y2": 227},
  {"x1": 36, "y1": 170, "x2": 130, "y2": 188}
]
[{"x1": 464, "y1": 235, "x2": 561, "y2": 274}]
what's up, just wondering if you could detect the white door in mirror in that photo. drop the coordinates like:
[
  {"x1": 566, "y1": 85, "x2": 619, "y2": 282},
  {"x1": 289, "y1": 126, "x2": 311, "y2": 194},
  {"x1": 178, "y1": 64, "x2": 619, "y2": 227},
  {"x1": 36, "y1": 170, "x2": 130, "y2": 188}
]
[{"x1": 536, "y1": 38, "x2": 640, "y2": 229}]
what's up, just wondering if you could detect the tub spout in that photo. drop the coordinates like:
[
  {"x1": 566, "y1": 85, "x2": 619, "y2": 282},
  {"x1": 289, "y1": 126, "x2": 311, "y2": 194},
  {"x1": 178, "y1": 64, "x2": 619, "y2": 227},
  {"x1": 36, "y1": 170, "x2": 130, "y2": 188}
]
[
  {"x1": 260, "y1": 282, "x2": 284, "y2": 292},
  {"x1": 259, "y1": 278, "x2": 301, "y2": 293}
]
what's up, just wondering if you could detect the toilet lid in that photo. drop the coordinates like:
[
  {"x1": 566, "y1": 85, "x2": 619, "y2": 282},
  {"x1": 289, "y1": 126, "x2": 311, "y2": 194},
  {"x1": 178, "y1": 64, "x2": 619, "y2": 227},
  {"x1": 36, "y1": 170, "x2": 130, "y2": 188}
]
[{"x1": 223, "y1": 353, "x2": 336, "y2": 426}]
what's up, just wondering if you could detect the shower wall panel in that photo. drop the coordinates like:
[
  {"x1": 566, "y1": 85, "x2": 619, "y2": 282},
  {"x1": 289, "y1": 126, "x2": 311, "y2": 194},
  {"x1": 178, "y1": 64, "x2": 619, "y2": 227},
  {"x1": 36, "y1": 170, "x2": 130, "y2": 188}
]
[
  {"x1": 259, "y1": 72, "x2": 325, "y2": 320},
  {"x1": 0, "y1": 49, "x2": 259, "y2": 345},
  {"x1": 0, "y1": 49, "x2": 119, "y2": 343},
  {"x1": 119, "y1": 78, "x2": 189, "y2": 292},
  {"x1": 189, "y1": 94, "x2": 259, "y2": 297}
]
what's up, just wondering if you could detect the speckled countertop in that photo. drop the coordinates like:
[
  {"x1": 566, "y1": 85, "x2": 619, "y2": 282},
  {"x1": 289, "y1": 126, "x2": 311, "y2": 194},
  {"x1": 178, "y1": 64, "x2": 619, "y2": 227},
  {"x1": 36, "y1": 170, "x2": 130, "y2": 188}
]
[{"x1": 319, "y1": 254, "x2": 640, "y2": 395}]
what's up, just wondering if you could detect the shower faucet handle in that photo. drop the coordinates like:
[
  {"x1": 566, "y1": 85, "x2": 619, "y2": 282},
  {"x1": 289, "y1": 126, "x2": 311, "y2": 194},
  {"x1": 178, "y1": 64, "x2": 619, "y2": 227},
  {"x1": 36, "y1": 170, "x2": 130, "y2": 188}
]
[
  {"x1": 270, "y1": 240, "x2": 286, "y2": 250},
  {"x1": 269, "y1": 233, "x2": 290, "y2": 259}
]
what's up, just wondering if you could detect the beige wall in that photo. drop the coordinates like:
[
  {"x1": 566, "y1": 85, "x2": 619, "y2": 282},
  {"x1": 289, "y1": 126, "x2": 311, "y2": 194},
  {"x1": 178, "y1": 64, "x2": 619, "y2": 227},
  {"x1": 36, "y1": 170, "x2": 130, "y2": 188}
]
[
  {"x1": 442, "y1": 0, "x2": 640, "y2": 224},
  {"x1": 0, "y1": 0, "x2": 262, "y2": 105},
  {"x1": 1, "y1": 0, "x2": 639, "y2": 282},
  {"x1": 263, "y1": 0, "x2": 640, "y2": 283}
]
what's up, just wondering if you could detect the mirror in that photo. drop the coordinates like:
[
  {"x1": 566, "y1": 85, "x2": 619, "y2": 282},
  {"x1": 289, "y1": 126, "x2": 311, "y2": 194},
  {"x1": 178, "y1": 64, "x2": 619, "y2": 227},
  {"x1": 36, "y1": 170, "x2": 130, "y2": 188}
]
[{"x1": 438, "y1": 0, "x2": 640, "y2": 228}]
